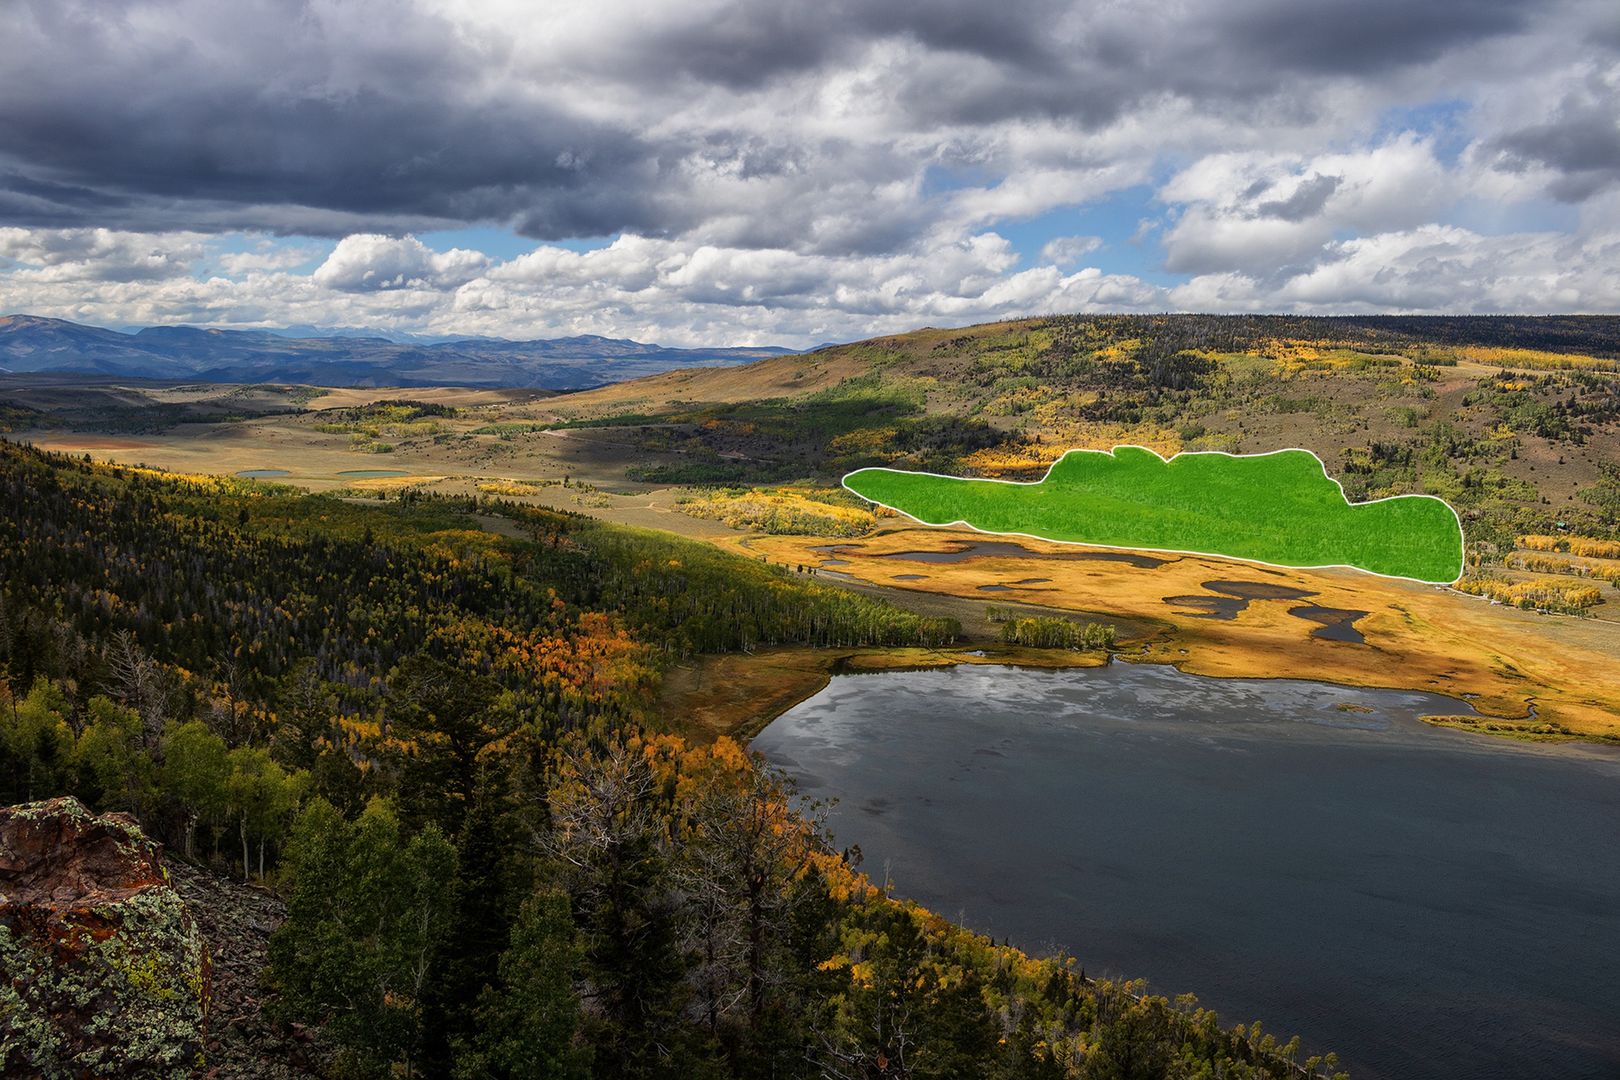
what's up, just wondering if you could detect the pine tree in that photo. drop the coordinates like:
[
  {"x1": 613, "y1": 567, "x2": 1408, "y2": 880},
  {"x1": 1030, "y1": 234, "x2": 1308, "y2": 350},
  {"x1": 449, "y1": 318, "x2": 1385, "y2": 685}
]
[{"x1": 454, "y1": 891, "x2": 590, "y2": 1080}]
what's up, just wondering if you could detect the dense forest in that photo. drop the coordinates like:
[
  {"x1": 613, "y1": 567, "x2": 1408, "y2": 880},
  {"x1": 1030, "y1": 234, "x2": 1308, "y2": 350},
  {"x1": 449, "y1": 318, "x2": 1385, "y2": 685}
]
[
  {"x1": 1030, "y1": 314, "x2": 1620, "y2": 358},
  {"x1": 0, "y1": 440, "x2": 1343, "y2": 1079}
]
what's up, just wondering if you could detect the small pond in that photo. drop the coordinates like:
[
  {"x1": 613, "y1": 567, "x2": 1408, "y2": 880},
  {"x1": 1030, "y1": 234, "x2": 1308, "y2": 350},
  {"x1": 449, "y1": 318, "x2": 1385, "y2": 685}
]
[
  {"x1": 877, "y1": 540, "x2": 1170, "y2": 568},
  {"x1": 1162, "y1": 580, "x2": 1370, "y2": 641}
]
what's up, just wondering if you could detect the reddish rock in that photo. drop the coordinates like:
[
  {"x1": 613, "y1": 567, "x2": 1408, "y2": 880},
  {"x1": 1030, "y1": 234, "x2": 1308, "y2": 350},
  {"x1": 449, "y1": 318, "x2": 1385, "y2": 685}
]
[{"x1": 0, "y1": 797, "x2": 210, "y2": 1078}]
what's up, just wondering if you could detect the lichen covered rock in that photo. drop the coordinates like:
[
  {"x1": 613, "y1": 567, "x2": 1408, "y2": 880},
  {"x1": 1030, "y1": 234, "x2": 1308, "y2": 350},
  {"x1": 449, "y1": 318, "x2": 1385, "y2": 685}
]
[{"x1": 0, "y1": 796, "x2": 210, "y2": 1078}]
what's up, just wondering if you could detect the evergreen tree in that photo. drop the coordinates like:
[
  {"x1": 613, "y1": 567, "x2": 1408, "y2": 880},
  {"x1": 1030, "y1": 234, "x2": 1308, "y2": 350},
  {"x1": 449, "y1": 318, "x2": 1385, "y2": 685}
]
[
  {"x1": 454, "y1": 891, "x2": 590, "y2": 1080},
  {"x1": 269, "y1": 796, "x2": 459, "y2": 1078},
  {"x1": 543, "y1": 741, "x2": 687, "y2": 1079},
  {"x1": 0, "y1": 677, "x2": 75, "y2": 804}
]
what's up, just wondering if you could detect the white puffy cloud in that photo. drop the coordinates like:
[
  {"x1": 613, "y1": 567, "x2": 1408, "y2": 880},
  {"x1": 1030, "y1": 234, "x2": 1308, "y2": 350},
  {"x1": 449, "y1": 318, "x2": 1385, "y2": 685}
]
[
  {"x1": 0, "y1": 227, "x2": 1169, "y2": 345},
  {"x1": 1039, "y1": 235, "x2": 1104, "y2": 268},
  {"x1": 0, "y1": 227, "x2": 204, "y2": 282},
  {"x1": 1158, "y1": 135, "x2": 1453, "y2": 275},
  {"x1": 215, "y1": 245, "x2": 320, "y2": 274},
  {"x1": 312, "y1": 234, "x2": 489, "y2": 292},
  {"x1": 4, "y1": 215, "x2": 1618, "y2": 348},
  {"x1": 1169, "y1": 224, "x2": 1620, "y2": 314}
]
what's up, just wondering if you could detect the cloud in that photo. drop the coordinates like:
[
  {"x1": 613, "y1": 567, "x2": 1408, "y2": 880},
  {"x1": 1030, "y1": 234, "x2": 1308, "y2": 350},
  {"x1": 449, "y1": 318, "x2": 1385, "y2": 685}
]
[
  {"x1": 1039, "y1": 235, "x2": 1104, "y2": 267},
  {"x1": 1487, "y1": 75, "x2": 1620, "y2": 200},
  {"x1": 1158, "y1": 136, "x2": 1453, "y2": 276},
  {"x1": 1169, "y1": 223, "x2": 1620, "y2": 314},
  {"x1": 2, "y1": 0, "x2": 1609, "y2": 249},
  {"x1": 1256, "y1": 175, "x2": 1341, "y2": 222},
  {"x1": 312, "y1": 234, "x2": 489, "y2": 291},
  {"x1": 0, "y1": 226, "x2": 1166, "y2": 346},
  {"x1": 0, "y1": 0, "x2": 1616, "y2": 332},
  {"x1": 6, "y1": 213, "x2": 1615, "y2": 352},
  {"x1": 1213, "y1": 0, "x2": 1528, "y2": 76},
  {"x1": 215, "y1": 244, "x2": 319, "y2": 274},
  {"x1": 0, "y1": 226, "x2": 203, "y2": 281}
]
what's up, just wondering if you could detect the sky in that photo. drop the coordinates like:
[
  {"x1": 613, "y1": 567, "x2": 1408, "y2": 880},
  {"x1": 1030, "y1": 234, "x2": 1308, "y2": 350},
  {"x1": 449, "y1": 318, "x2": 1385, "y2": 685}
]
[{"x1": 1, "y1": 0, "x2": 1618, "y2": 348}]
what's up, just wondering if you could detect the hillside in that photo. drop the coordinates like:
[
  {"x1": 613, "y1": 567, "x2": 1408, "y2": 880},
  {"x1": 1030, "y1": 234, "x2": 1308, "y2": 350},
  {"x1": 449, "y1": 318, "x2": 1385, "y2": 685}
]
[
  {"x1": 544, "y1": 314, "x2": 1620, "y2": 551},
  {"x1": 0, "y1": 314, "x2": 795, "y2": 390},
  {"x1": 0, "y1": 441, "x2": 1344, "y2": 1080}
]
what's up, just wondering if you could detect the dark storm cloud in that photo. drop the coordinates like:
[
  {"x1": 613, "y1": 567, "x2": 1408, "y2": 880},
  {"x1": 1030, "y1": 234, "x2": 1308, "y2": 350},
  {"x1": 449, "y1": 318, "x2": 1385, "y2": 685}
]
[
  {"x1": 573, "y1": 0, "x2": 1073, "y2": 92},
  {"x1": 0, "y1": 0, "x2": 1595, "y2": 248},
  {"x1": 880, "y1": 0, "x2": 1533, "y2": 129},
  {"x1": 1217, "y1": 0, "x2": 1528, "y2": 75},
  {"x1": 1489, "y1": 93, "x2": 1620, "y2": 201},
  {"x1": 1257, "y1": 174, "x2": 1342, "y2": 222},
  {"x1": 1, "y1": 0, "x2": 679, "y2": 239}
]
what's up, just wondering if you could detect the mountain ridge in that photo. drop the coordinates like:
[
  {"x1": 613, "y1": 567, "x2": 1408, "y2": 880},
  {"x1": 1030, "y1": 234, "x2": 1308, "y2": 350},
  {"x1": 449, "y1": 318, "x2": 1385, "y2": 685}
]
[{"x1": 0, "y1": 314, "x2": 796, "y2": 390}]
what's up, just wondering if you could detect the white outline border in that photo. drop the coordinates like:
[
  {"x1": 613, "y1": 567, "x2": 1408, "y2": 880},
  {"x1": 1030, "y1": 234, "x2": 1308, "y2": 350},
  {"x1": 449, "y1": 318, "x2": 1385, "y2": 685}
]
[{"x1": 840, "y1": 445, "x2": 1466, "y2": 586}]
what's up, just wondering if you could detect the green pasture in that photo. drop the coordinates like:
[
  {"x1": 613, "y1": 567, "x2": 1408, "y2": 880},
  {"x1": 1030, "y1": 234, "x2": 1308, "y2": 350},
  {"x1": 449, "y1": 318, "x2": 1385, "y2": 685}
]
[{"x1": 843, "y1": 446, "x2": 1464, "y2": 583}]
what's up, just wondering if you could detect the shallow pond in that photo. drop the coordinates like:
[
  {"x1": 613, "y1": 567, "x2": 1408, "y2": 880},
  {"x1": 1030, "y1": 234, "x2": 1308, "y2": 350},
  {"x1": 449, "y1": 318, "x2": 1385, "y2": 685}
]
[
  {"x1": 1161, "y1": 580, "x2": 1371, "y2": 642},
  {"x1": 754, "y1": 663, "x2": 1620, "y2": 1080},
  {"x1": 1289, "y1": 604, "x2": 1371, "y2": 644},
  {"x1": 877, "y1": 540, "x2": 1170, "y2": 568}
]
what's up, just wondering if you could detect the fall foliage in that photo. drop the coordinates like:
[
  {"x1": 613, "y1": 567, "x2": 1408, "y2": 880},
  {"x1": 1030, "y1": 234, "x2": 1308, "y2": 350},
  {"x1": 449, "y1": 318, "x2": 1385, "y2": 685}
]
[{"x1": 0, "y1": 439, "x2": 1340, "y2": 1079}]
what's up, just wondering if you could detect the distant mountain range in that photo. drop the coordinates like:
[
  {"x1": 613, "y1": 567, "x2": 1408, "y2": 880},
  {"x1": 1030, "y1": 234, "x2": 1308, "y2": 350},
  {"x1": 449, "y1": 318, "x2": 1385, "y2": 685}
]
[{"x1": 0, "y1": 315, "x2": 797, "y2": 390}]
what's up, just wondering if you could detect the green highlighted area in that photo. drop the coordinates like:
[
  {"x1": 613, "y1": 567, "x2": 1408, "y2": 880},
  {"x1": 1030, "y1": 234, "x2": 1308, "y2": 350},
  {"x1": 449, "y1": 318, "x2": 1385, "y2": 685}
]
[{"x1": 844, "y1": 446, "x2": 1464, "y2": 583}]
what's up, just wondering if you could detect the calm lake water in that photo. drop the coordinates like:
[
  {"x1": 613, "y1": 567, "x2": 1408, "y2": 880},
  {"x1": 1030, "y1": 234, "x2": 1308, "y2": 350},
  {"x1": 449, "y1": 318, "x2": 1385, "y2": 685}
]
[{"x1": 754, "y1": 663, "x2": 1620, "y2": 1080}]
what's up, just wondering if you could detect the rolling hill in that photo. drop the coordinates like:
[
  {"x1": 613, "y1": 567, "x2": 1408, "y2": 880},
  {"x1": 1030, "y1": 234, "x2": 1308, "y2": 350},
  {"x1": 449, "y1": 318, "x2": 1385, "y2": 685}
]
[{"x1": 543, "y1": 314, "x2": 1620, "y2": 550}]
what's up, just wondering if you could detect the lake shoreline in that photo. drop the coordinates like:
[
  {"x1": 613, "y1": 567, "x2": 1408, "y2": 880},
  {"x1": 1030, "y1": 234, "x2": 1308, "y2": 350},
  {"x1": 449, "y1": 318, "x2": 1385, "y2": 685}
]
[
  {"x1": 754, "y1": 663, "x2": 1620, "y2": 1080},
  {"x1": 671, "y1": 642, "x2": 1619, "y2": 759}
]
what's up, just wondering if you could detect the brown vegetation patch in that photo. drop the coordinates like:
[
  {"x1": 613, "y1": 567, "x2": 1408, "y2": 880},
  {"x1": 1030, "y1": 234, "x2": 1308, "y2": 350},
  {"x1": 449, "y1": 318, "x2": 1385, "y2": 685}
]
[
  {"x1": 728, "y1": 525, "x2": 1620, "y2": 740},
  {"x1": 29, "y1": 434, "x2": 160, "y2": 450}
]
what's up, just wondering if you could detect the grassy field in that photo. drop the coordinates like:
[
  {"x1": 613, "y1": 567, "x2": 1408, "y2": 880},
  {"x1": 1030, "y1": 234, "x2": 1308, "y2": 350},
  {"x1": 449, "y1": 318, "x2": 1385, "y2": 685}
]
[{"x1": 845, "y1": 446, "x2": 1465, "y2": 583}]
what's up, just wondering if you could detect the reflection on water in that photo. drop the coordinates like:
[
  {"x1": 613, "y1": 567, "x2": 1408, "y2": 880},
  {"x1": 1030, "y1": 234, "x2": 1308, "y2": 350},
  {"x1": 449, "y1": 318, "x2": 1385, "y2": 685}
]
[
  {"x1": 877, "y1": 541, "x2": 1170, "y2": 568},
  {"x1": 1163, "y1": 594, "x2": 1246, "y2": 619},
  {"x1": 1160, "y1": 580, "x2": 1370, "y2": 642},
  {"x1": 755, "y1": 664, "x2": 1620, "y2": 1080},
  {"x1": 1289, "y1": 605, "x2": 1370, "y2": 643},
  {"x1": 1203, "y1": 579, "x2": 1315, "y2": 601}
]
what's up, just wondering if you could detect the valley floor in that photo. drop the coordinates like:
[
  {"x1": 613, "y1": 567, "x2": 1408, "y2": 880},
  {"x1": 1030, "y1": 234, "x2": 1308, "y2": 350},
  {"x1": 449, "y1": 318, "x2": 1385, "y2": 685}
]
[{"x1": 20, "y1": 403, "x2": 1620, "y2": 744}]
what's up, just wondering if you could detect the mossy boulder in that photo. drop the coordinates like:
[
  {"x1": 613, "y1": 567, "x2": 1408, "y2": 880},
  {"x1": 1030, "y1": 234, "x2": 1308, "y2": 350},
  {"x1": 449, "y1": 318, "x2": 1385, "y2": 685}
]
[{"x1": 0, "y1": 796, "x2": 210, "y2": 1077}]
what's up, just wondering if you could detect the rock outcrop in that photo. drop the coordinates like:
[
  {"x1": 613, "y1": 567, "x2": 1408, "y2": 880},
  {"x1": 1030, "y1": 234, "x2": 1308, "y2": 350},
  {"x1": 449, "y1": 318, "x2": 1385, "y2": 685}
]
[
  {"x1": 0, "y1": 797, "x2": 209, "y2": 1077},
  {"x1": 165, "y1": 860, "x2": 323, "y2": 1079}
]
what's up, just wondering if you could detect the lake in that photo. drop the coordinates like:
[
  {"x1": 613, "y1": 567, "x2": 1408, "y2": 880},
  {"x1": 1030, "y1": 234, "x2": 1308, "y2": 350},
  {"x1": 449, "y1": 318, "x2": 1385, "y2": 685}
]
[{"x1": 753, "y1": 663, "x2": 1620, "y2": 1080}]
